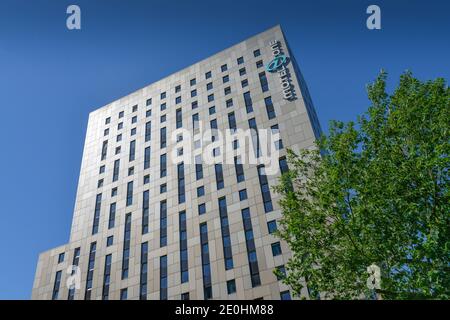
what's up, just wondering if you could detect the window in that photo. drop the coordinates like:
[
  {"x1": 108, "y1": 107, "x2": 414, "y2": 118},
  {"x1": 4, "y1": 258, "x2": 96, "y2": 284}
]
[
  {"x1": 146, "y1": 98, "x2": 152, "y2": 106},
  {"x1": 120, "y1": 288, "x2": 128, "y2": 300},
  {"x1": 241, "y1": 79, "x2": 248, "y2": 88},
  {"x1": 131, "y1": 128, "x2": 136, "y2": 136},
  {"x1": 279, "y1": 156, "x2": 289, "y2": 174},
  {"x1": 108, "y1": 203, "x2": 116, "y2": 229},
  {"x1": 239, "y1": 189, "x2": 248, "y2": 201},
  {"x1": 52, "y1": 270, "x2": 62, "y2": 300},
  {"x1": 175, "y1": 85, "x2": 181, "y2": 93},
  {"x1": 208, "y1": 94, "x2": 214, "y2": 102},
  {"x1": 118, "y1": 122, "x2": 123, "y2": 130},
  {"x1": 99, "y1": 165, "x2": 105, "y2": 174},
  {"x1": 179, "y1": 211, "x2": 189, "y2": 284},
  {"x1": 101, "y1": 141, "x2": 108, "y2": 160},
  {"x1": 197, "y1": 186, "x2": 205, "y2": 197},
  {"x1": 195, "y1": 155, "x2": 203, "y2": 180},
  {"x1": 209, "y1": 106, "x2": 216, "y2": 115},
  {"x1": 129, "y1": 140, "x2": 136, "y2": 161},
  {"x1": 190, "y1": 78, "x2": 196, "y2": 86},
  {"x1": 160, "y1": 183, "x2": 167, "y2": 194},
  {"x1": 58, "y1": 253, "x2": 64, "y2": 264},
  {"x1": 272, "y1": 125, "x2": 283, "y2": 150},
  {"x1": 111, "y1": 187, "x2": 117, "y2": 197},
  {"x1": 265, "y1": 96, "x2": 276, "y2": 119},
  {"x1": 280, "y1": 291, "x2": 291, "y2": 300},
  {"x1": 121, "y1": 214, "x2": 132, "y2": 279},
  {"x1": 107, "y1": 236, "x2": 113, "y2": 247},
  {"x1": 256, "y1": 60, "x2": 263, "y2": 68},
  {"x1": 241, "y1": 208, "x2": 261, "y2": 287},
  {"x1": 206, "y1": 82, "x2": 213, "y2": 90},
  {"x1": 160, "y1": 127, "x2": 167, "y2": 148},
  {"x1": 146, "y1": 109, "x2": 152, "y2": 117},
  {"x1": 92, "y1": 194, "x2": 102, "y2": 235},
  {"x1": 224, "y1": 86, "x2": 231, "y2": 95},
  {"x1": 237, "y1": 56, "x2": 244, "y2": 65},
  {"x1": 160, "y1": 92, "x2": 166, "y2": 99},
  {"x1": 239, "y1": 68, "x2": 246, "y2": 76},
  {"x1": 140, "y1": 242, "x2": 148, "y2": 300},
  {"x1": 223, "y1": 75, "x2": 229, "y2": 83},
  {"x1": 200, "y1": 222, "x2": 212, "y2": 300},
  {"x1": 160, "y1": 201, "x2": 167, "y2": 247},
  {"x1": 160, "y1": 255, "x2": 168, "y2": 300},
  {"x1": 267, "y1": 220, "x2": 277, "y2": 234},
  {"x1": 191, "y1": 89, "x2": 197, "y2": 97},
  {"x1": 226, "y1": 99, "x2": 233, "y2": 108},
  {"x1": 177, "y1": 163, "x2": 185, "y2": 204},
  {"x1": 176, "y1": 96, "x2": 181, "y2": 104},
  {"x1": 132, "y1": 105, "x2": 138, "y2": 112},
  {"x1": 227, "y1": 280, "x2": 236, "y2": 294},
  {"x1": 115, "y1": 146, "x2": 121, "y2": 155},
  {"x1": 105, "y1": 117, "x2": 111, "y2": 125},
  {"x1": 243, "y1": 91, "x2": 253, "y2": 113},
  {"x1": 119, "y1": 111, "x2": 124, "y2": 118},
  {"x1": 257, "y1": 165, "x2": 273, "y2": 212},
  {"x1": 104, "y1": 128, "x2": 109, "y2": 136},
  {"x1": 160, "y1": 103, "x2": 166, "y2": 111},
  {"x1": 276, "y1": 265, "x2": 286, "y2": 280},
  {"x1": 116, "y1": 134, "x2": 122, "y2": 142},
  {"x1": 205, "y1": 71, "x2": 212, "y2": 79},
  {"x1": 234, "y1": 156, "x2": 245, "y2": 182},
  {"x1": 228, "y1": 112, "x2": 236, "y2": 130},
  {"x1": 131, "y1": 116, "x2": 137, "y2": 124},
  {"x1": 145, "y1": 121, "x2": 151, "y2": 142},
  {"x1": 191, "y1": 101, "x2": 198, "y2": 109},
  {"x1": 67, "y1": 247, "x2": 81, "y2": 299},
  {"x1": 143, "y1": 174, "x2": 150, "y2": 185},
  {"x1": 160, "y1": 154, "x2": 167, "y2": 177},
  {"x1": 271, "y1": 242, "x2": 282, "y2": 256},
  {"x1": 84, "y1": 242, "x2": 97, "y2": 300},
  {"x1": 142, "y1": 190, "x2": 149, "y2": 234},
  {"x1": 176, "y1": 108, "x2": 183, "y2": 129},
  {"x1": 112, "y1": 159, "x2": 120, "y2": 182},
  {"x1": 181, "y1": 292, "x2": 190, "y2": 300},
  {"x1": 259, "y1": 72, "x2": 269, "y2": 92},
  {"x1": 253, "y1": 49, "x2": 261, "y2": 57},
  {"x1": 128, "y1": 167, "x2": 134, "y2": 176},
  {"x1": 198, "y1": 203, "x2": 206, "y2": 215},
  {"x1": 215, "y1": 164, "x2": 224, "y2": 190},
  {"x1": 219, "y1": 197, "x2": 234, "y2": 270},
  {"x1": 160, "y1": 115, "x2": 166, "y2": 123},
  {"x1": 221, "y1": 64, "x2": 228, "y2": 72},
  {"x1": 126, "y1": 181, "x2": 133, "y2": 206}
]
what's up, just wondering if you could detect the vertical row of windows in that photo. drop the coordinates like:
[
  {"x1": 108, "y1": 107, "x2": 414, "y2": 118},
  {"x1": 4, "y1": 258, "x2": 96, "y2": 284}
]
[
  {"x1": 102, "y1": 254, "x2": 112, "y2": 300},
  {"x1": 144, "y1": 147, "x2": 151, "y2": 169},
  {"x1": 257, "y1": 165, "x2": 273, "y2": 213},
  {"x1": 179, "y1": 211, "x2": 189, "y2": 283},
  {"x1": 142, "y1": 190, "x2": 149, "y2": 234},
  {"x1": 160, "y1": 255, "x2": 168, "y2": 300},
  {"x1": 241, "y1": 208, "x2": 261, "y2": 287},
  {"x1": 160, "y1": 200, "x2": 167, "y2": 247},
  {"x1": 92, "y1": 193, "x2": 102, "y2": 235},
  {"x1": 218, "y1": 197, "x2": 234, "y2": 270},
  {"x1": 177, "y1": 163, "x2": 185, "y2": 204},
  {"x1": 113, "y1": 159, "x2": 120, "y2": 182},
  {"x1": 108, "y1": 202, "x2": 116, "y2": 229},
  {"x1": 121, "y1": 214, "x2": 131, "y2": 279},
  {"x1": 139, "y1": 242, "x2": 148, "y2": 300},
  {"x1": 214, "y1": 164, "x2": 224, "y2": 190},
  {"x1": 126, "y1": 181, "x2": 133, "y2": 206},
  {"x1": 51, "y1": 271, "x2": 62, "y2": 300},
  {"x1": 84, "y1": 242, "x2": 97, "y2": 300},
  {"x1": 67, "y1": 247, "x2": 80, "y2": 300},
  {"x1": 200, "y1": 223, "x2": 212, "y2": 299}
]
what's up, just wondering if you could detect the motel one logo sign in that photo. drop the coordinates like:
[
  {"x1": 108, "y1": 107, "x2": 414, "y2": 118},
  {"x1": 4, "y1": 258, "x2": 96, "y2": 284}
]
[{"x1": 266, "y1": 40, "x2": 294, "y2": 100}]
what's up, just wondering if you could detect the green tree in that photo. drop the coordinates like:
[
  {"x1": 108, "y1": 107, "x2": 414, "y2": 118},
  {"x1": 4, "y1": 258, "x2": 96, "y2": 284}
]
[{"x1": 274, "y1": 71, "x2": 449, "y2": 299}]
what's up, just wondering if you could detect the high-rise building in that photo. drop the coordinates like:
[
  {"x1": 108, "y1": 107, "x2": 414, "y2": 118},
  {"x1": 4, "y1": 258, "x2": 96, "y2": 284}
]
[{"x1": 32, "y1": 25, "x2": 321, "y2": 300}]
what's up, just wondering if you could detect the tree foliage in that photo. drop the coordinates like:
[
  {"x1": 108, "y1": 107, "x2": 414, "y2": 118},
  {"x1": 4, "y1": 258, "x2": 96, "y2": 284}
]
[{"x1": 274, "y1": 72, "x2": 449, "y2": 299}]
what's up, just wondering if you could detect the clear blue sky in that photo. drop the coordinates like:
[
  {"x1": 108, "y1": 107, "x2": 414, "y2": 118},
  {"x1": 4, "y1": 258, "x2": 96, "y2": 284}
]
[{"x1": 0, "y1": 0, "x2": 448, "y2": 299}]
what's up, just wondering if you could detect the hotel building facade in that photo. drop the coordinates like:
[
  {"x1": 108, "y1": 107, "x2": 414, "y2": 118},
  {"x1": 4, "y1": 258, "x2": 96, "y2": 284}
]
[{"x1": 32, "y1": 25, "x2": 322, "y2": 300}]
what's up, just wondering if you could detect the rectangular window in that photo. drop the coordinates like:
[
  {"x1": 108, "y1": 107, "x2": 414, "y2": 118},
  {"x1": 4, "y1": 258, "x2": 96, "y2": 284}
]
[
  {"x1": 84, "y1": 242, "x2": 97, "y2": 300},
  {"x1": 51, "y1": 271, "x2": 62, "y2": 300},
  {"x1": 181, "y1": 292, "x2": 190, "y2": 300},
  {"x1": 176, "y1": 108, "x2": 183, "y2": 129},
  {"x1": 119, "y1": 111, "x2": 124, "y2": 118},
  {"x1": 160, "y1": 255, "x2": 168, "y2": 300},
  {"x1": 160, "y1": 200, "x2": 167, "y2": 247},
  {"x1": 178, "y1": 162, "x2": 185, "y2": 204},
  {"x1": 241, "y1": 79, "x2": 248, "y2": 88},
  {"x1": 58, "y1": 252, "x2": 64, "y2": 264},
  {"x1": 140, "y1": 242, "x2": 148, "y2": 300},
  {"x1": 271, "y1": 124, "x2": 283, "y2": 150},
  {"x1": 101, "y1": 141, "x2": 108, "y2": 160},
  {"x1": 126, "y1": 181, "x2": 133, "y2": 206},
  {"x1": 145, "y1": 121, "x2": 151, "y2": 142},
  {"x1": 226, "y1": 99, "x2": 233, "y2": 108},
  {"x1": 200, "y1": 223, "x2": 212, "y2": 300},
  {"x1": 107, "y1": 236, "x2": 113, "y2": 247},
  {"x1": 179, "y1": 211, "x2": 189, "y2": 283},
  {"x1": 209, "y1": 106, "x2": 216, "y2": 115},
  {"x1": 161, "y1": 92, "x2": 166, "y2": 99},
  {"x1": 92, "y1": 193, "x2": 102, "y2": 235},
  {"x1": 191, "y1": 89, "x2": 197, "y2": 97},
  {"x1": 257, "y1": 165, "x2": 273, "y2": 212},
  {"x1": 108, "y1": 202, "x2": 116, "y2": 229},
  {"x1": 120, "y1": 289, "x2": 128, "y2": 300},
  {"x1": 224, "y1": 86, "x2": 231, "y2": 95},
  {"x1": 239, "y1": 68, "x2": 246, "y2": 76},
  {"x1": 205, "y1": 71, "x2": 212, "y2": 79},
  {"x1": 175, "y1": 85, "x2": 181, "y2": 93},
  {"x1": 259, "y1": 72, "x2": 269, "y2": 92},
  {"x1": 281, "y1": 291, "x2": 291, "y2": 300},
  {"x1": 228, "y1": 112, "x2": 236, "y2": 130},
  {"x1": 113, "y1": 159, "x2": 120, "y2": 182},
  {"x1": 208, "y1": 94, "x2": 214, "y2": 102},
  {"x1": 195, "y1": 155, "x2": 203, "y2": 180},
  {"x1": 219, "y1": 197, "x2": 234, "y2": 270},
  {"x1": 249, "y1": 118, "x2": 261, "y2": 157},
  {"x1": 102, "y1": 254, "x2": 112, "y2": 300},
  {"x1": 67, "y1": 247, "x2": 80, "y2": 299},
  {"x1": 239, "y1": 189, "x2": 248, "y2": 201},
  {"x1": 105, "y1": 117, "x2": 111, "y2": 125},
  {"x1": 160, "y1": 127, "x2": 167, "y2": 148},
  {"x1": 207, "y1": 82, "x2": 213, "y2": 90},
  {"x1": 253, "y1": 49, "x2": 261, "y2": 57},
  {"x1": 142, "y1": 190, "x2": 149, "y2": 234},
  {"x1": 221, "y1": 64, "x2": 228, "y2": 72},
  {"x1": 131, "y1": 116, "x2": 137, "y2": 124},
  {"x1": 118, "y1": 122, "x2": 123, "y2": 130},
  {"x1": 234, "y1": 156, "x2": 245, "y2": 182},
  {"x1": 243, "y1": 91, "x2": 253, "y2": 113},
  {"x1": 215, "y1": 164, "x2": 224, "y2": 190},
  {"x1": 192, "y1": 113, "x2": 200, "y2": 131},
  {"x1": 267, "y1": 220, "x2": 277, "y2": 234},
  {"x1": 223, "y1": 75, "x2": 229, "y2": 83},
  {"x1": 129, "y1": 140, "x2": 136, "y2": 161},
  {"x1": 198, "y1": 203, "x2": 206, "y2": 215},
  {"x1": 272, "y1": 242, "x2": 282, "y2": 256},
  {"x1": 265, "y1": 96, "x2": 276, "y2": 119},
  {"x1": 146, "y1": 109, "x2": 151, "y2": 117},
  {"x1": 146, "y1": 98, "x2": 152, "y2": 106},
  {"x1": 241, "y1": 208, "x2": 261, "y2": 287},
  {"x1": 160, "y1": 103, "x2": 166, "y2": 111},
  {"x1": 197, "y1": 186, "x2": 205, "y2": 197},
  {"x1": 144, "y1": 147, "x2": 151, "y2": 170},
  {"x1": 237, "y1": 56, "x2": 244, "y2": 65},
  {"x1": 190, "y1": 78, "x2": 196, "y2": 86},
  {"x1": 279, "y1": 156, "x2": 289, "y2": 174},
  {"x1": 256, "y1": 60, "x2": 263, "y2": 68},
  {"x1": 227, "y1": 279, "x2": 236, "y2": 294},
  {"x1": 176, "y1": 96, "x2": 181, "y2": 104},
  {"x1": 160, "y1": 154, "x2": 167, "y2": 177},
  {"x1": 121, "y1": 214, "x2": 132, "y2": 279}
]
